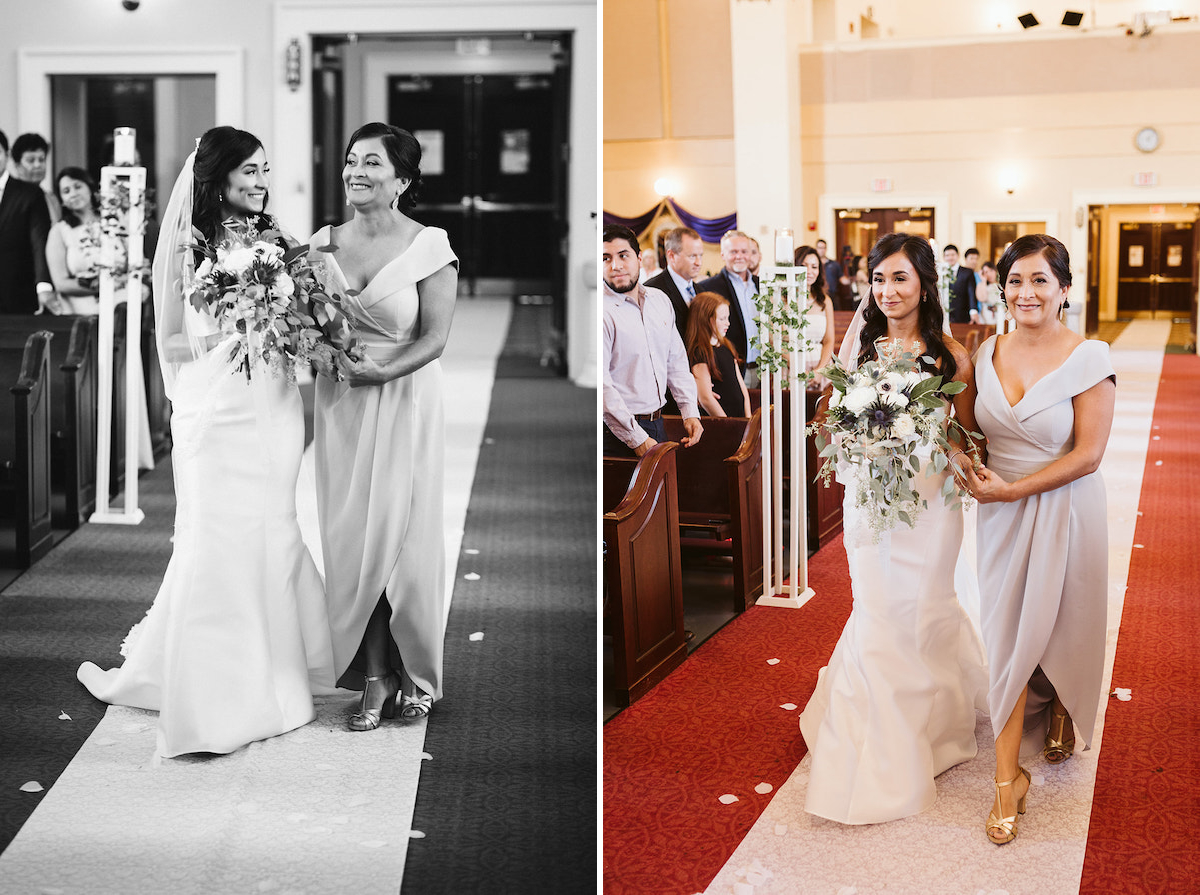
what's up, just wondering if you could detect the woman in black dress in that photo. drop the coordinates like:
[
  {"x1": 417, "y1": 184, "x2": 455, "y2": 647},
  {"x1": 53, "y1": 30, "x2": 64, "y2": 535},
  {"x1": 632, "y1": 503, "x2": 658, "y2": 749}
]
[{"x1": 684, "y1": 290, "x2": 750, "y2": 418}]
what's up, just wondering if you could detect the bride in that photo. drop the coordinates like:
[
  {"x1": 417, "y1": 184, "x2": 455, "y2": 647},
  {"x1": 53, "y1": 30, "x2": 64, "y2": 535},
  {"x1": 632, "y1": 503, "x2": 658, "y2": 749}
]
[
  {"x1": 77, "y1": 126, "x2": 336, "y2": 758},
  {"x1": 798, "y1": 233, "x2": 988, "y2": 823}
]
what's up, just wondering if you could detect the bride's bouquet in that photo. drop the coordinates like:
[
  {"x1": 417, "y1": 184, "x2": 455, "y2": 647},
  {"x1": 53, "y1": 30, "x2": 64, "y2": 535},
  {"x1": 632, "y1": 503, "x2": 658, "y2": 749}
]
[
  {"x1": 809, "y1": 340, "x2": 977, "y2": 542},
  {"x1": 184, "y1": 217, "x2": 360, "y2": 382}
]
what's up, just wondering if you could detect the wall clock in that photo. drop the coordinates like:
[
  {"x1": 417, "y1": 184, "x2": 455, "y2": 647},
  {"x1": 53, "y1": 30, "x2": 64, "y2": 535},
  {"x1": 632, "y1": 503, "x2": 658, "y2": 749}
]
[{"x1": 1135, "y1": 127, "x2": 1160, "y2": 153}]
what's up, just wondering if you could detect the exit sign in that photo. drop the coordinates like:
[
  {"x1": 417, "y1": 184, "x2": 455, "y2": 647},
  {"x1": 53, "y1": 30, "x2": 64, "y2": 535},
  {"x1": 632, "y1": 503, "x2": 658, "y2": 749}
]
[
  {"x1": 869, "y1": 178, "x2": 893, "y2": 192},
  {"x1": 1134, "y1": 172, "x2": 1158, "y2": 187}
]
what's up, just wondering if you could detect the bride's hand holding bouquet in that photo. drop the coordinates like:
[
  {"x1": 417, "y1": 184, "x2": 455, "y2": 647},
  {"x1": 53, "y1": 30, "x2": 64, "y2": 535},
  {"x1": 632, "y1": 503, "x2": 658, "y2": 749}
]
[{"x1": 810, "y1": 338, "x2": 981, "y2": 542}]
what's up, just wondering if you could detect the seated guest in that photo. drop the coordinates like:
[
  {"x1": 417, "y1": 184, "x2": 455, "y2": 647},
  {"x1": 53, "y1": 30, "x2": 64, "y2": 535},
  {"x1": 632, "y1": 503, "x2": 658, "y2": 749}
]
[{"x1": 685, "y1": 291, "x2": 750, "y2": 418}]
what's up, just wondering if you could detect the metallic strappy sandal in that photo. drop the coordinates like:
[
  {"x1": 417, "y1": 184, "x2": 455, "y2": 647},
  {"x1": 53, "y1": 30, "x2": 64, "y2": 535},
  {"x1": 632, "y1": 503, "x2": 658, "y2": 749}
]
[
  {"x1": 348, "y1": 673, "x2": 399, "y2": 731},
  {"x1": 1044, "y1": 708, "x2": 1076, "y2": 764},
  {"x1": 986, "y1": 766, "x2": 1030, "y2": 845},
  {"x1": 400, "y1": 691, "x2": 433, "y2": 720}
]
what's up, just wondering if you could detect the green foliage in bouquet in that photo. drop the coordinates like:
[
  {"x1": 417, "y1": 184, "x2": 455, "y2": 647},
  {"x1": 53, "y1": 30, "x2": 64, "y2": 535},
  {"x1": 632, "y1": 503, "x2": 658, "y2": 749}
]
[{"x1": 809, "y1": 339, "x2": 982, "y2": 541}]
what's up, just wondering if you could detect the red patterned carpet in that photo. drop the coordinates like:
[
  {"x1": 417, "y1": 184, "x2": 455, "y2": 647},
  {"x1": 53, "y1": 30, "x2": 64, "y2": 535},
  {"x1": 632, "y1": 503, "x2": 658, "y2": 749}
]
[
  {"x1": 1079, "y1": 354, "x2": 1200, "y2": 894},
  {"x1": 602, "y1": 544, "x2": 852, "y2": 895}
]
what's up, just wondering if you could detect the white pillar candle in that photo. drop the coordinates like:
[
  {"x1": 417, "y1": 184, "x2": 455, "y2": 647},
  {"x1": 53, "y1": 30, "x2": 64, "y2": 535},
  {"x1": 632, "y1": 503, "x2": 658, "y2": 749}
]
[
  {"x1": 113, "y1": 128, "x2": 136, "y2": 166},
  {"x1": 774, "y1": 228, "x2": 793, "y2": 265}
]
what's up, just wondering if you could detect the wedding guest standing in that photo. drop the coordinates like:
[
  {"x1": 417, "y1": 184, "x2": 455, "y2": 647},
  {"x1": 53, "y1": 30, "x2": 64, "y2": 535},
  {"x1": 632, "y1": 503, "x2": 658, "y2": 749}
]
[
  {"x1": 312, "y1": 122, "x2": 458, "y2": 730},
  {"x1": 602, "y1": 223, "x2": 702, "y2": 457},
  {"x1": 964, "y1": 234, "x2": 1116, "y2": 845},
  {"x1": 46, "y1": 167, "x2": 104, "y2": 314},
  {"x1": 793, "y1": 244, "x2": 836, "y2": 387},
  {"x1": 47, "y1": 166, "x2": 154, "y2": 469},
  {"x1": 684, "y1": 291, "x2": 749, "y2": 418},
  {"x1": 0, "y1": 130, "x2": 59, "y2": 314}
]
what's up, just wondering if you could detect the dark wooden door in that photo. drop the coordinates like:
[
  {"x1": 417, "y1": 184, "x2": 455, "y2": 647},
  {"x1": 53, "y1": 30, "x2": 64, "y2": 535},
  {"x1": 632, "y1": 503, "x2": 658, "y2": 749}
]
[
  {"x1": 1118, "y1": 221, "x2": 1196, "y2": 316},
  {"x1": 835, "y1": 207, "x2": 935, "y2": 260},
  {"x1": 389, "y1": 71, "x2": 564, "y2": 297}
]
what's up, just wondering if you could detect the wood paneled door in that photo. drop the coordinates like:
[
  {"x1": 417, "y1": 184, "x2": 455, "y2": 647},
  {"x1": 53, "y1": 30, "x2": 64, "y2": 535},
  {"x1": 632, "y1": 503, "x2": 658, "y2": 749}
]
[{"x1": 1117, "y1": 222, "x2": 1196, "y2": 318}]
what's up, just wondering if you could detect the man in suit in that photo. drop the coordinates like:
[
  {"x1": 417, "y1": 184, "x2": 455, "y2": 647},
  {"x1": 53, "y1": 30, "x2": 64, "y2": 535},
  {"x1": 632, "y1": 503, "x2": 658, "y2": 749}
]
[
  {"x1": 697, "y1": 229, "x2": 760, "y2": 386},
  {"x1": 0, "y1": 130, "x2": 57, "y2": 314},
  {"x1": 943, "y1": 243, "x2": 976, "y2": 324},
  {"x1": 645, "y1": 226, "x2": 703, "y2": 340}
]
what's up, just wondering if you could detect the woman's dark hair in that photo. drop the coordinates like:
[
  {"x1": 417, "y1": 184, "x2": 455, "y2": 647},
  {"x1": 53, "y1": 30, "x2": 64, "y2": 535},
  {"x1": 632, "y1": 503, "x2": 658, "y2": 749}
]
[
  {"x1": 858, "y1": 232, "x2": 956, "y2": 381},
  {"x1": 55, "y1": 167, "x2": 100, "y2": 228},
  {"x1": 344, "y1": 122, "x2": 423, "y2": 209},
  {"x1": 794, "y1": 245, "x2": 827, "y2": 309},
  {"x1": 685, "y1": 291, "x2": 739, "y2": 380},
  {"x1": 996, "y1": 234, "x2": 1072, "y2": 307},
  {"x1": 192, "y1": 126, "x2": 267, "y2": 242}
]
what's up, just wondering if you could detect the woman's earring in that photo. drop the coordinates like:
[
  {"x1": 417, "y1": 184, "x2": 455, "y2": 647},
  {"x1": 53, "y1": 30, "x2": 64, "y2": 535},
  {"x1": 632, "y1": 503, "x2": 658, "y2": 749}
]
[{"x1": 391, "y1": 191, "x2": 401, "y2": 210}]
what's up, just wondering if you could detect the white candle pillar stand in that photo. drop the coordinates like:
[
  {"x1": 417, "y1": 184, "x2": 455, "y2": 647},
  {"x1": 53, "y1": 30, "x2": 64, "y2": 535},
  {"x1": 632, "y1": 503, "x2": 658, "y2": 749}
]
[
  {"x1": 91, "y1": 164, "x2": 147, "y2": 525},
  {"x1": 756, "y1": 262, "x2": 815, "y2": 609}
]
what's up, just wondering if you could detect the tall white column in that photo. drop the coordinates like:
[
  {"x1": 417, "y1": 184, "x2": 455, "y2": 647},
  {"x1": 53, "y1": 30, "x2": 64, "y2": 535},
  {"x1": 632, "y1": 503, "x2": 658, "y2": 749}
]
[{"x1": 729, "y1": 0, "x2": 809, "y2": 244}]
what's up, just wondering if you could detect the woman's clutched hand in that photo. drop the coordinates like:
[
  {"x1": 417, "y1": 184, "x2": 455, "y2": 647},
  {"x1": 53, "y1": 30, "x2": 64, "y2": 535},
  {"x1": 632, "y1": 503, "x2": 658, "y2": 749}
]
[
  {"x1": 962, "y1": 463, "x2": 1012, "y2": 504},
  {"x1": 337, "y1": 348, "x2": 390, "y2": 387}
]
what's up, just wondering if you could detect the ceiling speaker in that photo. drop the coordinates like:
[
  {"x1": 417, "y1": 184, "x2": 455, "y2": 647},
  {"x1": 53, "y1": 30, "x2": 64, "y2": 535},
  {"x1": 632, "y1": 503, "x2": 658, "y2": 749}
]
[
  {"x1": 1062, "y1": 11, "x2": 1084, "y2": 26},
  {"x1": 1018, "y1": 13, "x2": 1039, "y2": 28}
]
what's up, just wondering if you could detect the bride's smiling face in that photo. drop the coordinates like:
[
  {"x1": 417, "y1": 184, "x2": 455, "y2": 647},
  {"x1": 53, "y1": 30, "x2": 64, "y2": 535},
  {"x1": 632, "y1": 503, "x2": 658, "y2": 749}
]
[
  {"x1": 343, "y1": 137, "x2": 410, "y2": 209},
  {"x1": 872, "y1": 251, "x2": 921, "y2": 323},
  {"x1": 223, "y1": 148, "x2": 269, "y2": 217}
]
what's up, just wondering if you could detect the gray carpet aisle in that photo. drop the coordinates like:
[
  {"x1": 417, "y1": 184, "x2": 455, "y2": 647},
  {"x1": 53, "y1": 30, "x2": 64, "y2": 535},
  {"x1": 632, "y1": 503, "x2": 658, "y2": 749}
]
[
  {"x1": 401, "y1": 372, "x2": 597, "y2": 894},
  {"x1": 0, "y1": 461, "x2": 177, "y2": 849}
]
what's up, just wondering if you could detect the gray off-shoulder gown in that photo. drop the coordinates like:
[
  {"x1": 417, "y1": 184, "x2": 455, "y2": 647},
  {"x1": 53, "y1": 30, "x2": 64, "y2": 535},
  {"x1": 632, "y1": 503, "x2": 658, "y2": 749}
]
[
  {"x1": 974, "y1": 336, "x2": 1116, "y2": 750},
  {"x1": 312, "y1": 225, "x2": 458, "y2": 700}
]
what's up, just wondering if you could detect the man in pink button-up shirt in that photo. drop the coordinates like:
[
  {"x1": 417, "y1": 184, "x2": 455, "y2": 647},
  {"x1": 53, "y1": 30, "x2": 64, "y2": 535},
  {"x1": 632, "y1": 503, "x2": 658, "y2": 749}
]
[{"x1": 602, "y1": 224, "x2": 702, "y2": 457}]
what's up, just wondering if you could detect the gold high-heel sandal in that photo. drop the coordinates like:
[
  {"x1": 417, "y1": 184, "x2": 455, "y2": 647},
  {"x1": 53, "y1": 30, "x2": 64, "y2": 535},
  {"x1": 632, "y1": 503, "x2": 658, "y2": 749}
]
[
  {"x1": 348, "y1": 673, "x2": 399, "y2": 731},
  {"x1": 400, "y1": 689, "x2": 433, "y2": 720},
  {"x1": 1044, "y1": 708, "x2": 1075, "y2": 764},
  {"x1": 986, "y1": 766, "x2": 1030, "y2": 845}
]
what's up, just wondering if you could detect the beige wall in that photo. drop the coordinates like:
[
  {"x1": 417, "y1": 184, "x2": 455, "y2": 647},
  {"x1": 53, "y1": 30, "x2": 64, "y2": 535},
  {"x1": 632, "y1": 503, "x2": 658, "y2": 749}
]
[
  {"x1": 605, "y1": 8, "x2": 1200, "y2": 321},
  {"x1": 603, "y1": 0, "x2": 736, "y2": 228}
]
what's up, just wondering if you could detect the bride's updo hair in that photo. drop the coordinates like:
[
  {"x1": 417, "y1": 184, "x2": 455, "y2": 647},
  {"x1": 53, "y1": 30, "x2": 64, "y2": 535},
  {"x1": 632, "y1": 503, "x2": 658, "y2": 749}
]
[
  {"x1": 192, "y1": 126, "x2": 268, "y2": 242},
  {"x1": 344, "y1": 122, "x2": 423, "y2": 209},
  {"x1": 858, "y1": 232, "x2": 957, "y2": 381}
]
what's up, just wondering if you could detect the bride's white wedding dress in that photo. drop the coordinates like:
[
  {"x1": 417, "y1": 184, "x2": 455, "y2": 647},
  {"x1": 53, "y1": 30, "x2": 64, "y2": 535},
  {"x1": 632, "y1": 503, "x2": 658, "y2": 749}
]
[
  {"x1": 798, "y1": 443, "x2": 988, "y2": 824},
  {"x1": 78, "y1": 309, "x2": 338, "y2": 757}
]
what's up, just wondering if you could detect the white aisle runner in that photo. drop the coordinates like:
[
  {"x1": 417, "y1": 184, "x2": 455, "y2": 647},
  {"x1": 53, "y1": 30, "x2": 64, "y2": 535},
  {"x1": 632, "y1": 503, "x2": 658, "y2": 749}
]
[
  {"x1": 0, "y1": 297, "x2": 511, "y2": 895},
  {"x1": 704, "y1": 321, "x2": 1169, "y2": 895}
]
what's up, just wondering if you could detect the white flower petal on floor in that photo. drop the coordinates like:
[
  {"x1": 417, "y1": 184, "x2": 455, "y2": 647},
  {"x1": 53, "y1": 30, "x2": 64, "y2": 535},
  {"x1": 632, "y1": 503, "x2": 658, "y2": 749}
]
[
  {"x1": 421, "y1": 752, "x2": 433, "y2": 761},
  {"x1": 1112, "y1": 687, "x2": 1132, "y2": 701},
  {"x1": 469, "y1": 632, "x2": 485, "y2": 641},
  {"x1": 464, "y1": 548, "x2": 480, "y2": 555},
  {"x1": 779, "y1": 703, "x2": 797, "y2": 711},
  {"x1": 719, "y1": 793, "x2": 739, "y2": 804},
  {"x1": 773, "y1": 823, "x2": 787, "y2": 836},
  {"x1": 463, "y1": 572, "x2": 480, "y2": 580},
  {"x1": 360, "y1": 840, "x2": 387, "y2": 848},
  {"x1": 1031, "y1": 773, "x2": 1045, "y2": 786},
  {"x1": 58, "y1": 711, "x2": 71, "y2": 721},
  {"x1": 755, "y1": 783, "x2": 773, "y2": 795},
  {"x1": 19, "y1": 782, "x2": 43, "y2": 793},
  {"x1": 766, "y1": 658, "x2": 780, "y2": 665},
  {"x1": 93, "y1": 738, "x2": 117, "y2": 747},
  {"x1": 347, "y1": 795, "x2": 371, "y2": 808},
  {"x1": 408, "y1": 830, "x2": 425, "y2": 839}
]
